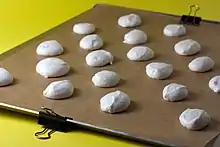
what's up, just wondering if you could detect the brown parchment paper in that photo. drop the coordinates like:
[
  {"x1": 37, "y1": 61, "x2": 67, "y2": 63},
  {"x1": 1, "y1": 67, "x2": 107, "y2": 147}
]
[{"x1": 0, "y1": 4, "x2": 220, "y2": 147}]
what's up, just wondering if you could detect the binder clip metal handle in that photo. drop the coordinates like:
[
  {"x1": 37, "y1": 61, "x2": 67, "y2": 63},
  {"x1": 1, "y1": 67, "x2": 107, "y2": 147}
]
[
  {"x1": 35, "y1": 107, "x2": 74, "y2": 140},
  {"x1": 180, "y1": 5, "x2": 202, "y2": 26}
]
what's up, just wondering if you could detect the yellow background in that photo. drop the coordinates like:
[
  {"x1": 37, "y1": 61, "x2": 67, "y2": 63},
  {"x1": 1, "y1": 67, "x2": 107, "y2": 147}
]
[{"x1": 0, "y1": 0, "x2": 219, "y2": 147}]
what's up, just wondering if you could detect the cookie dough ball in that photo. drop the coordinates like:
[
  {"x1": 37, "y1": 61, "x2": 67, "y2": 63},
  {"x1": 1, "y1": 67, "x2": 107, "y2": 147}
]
[
  {"x1": 123, "y1": 29, "x2": 147, "y2": 45},
  {"x1": 100, "y1": 90, "x2": 130, "y2": 113},
  {"x1": 86, "y1": 50, "x2": 113, "y2": 67},
  {"x1": 174, "y1": 39, "x2": 201, "y2": 56},
  {"x1": 92, "y1": 70, "x2": 120, "y2": 88},
  {"x1": 43, "y1": 80, "x2": 74, "y2": 99},
  {"x1": 36, "y1": 40, "x2": 63, "y2": 56},
  {"x1": 209, "y1": 75, "x2": 220, "y2": 93},
  {"x1": 127, "y1": 46, "x2": 154, "y2": 61},
  {"x1": 179, "y1": 108, "x2": 211, "y2": 130},
  {"x1": 163, "y1": 24, "x2": 186, "y2": 37},
  {"x1": 146, "y1": 62, "x2": 173, "y2": 80},
  {"x1": 79, "y1": 34, "x2": 103, "y2": 50},
  {"x1": 0, "y1": 68, "x2": 13, "y2": 86},
  {"x1": 188, "y1": 56, "x2": 214, "y2": 72},
  {"x1": 118, "y1": 13, "x2": 141, "y2": 28},
  {"x1": 73, "y1": 23, "x2": 95, "y2": 35},
  {"x1": 163, "y1": 83, "x2": 188, "y2": 102},
  {"x1": 36, "y1": 57, "x2": 70, "y2": 78}
]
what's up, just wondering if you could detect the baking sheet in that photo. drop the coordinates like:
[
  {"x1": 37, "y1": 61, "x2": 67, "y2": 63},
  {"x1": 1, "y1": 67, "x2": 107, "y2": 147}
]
[{"x1": 0, "y1": 4, "x2": 220, "y2": 147}]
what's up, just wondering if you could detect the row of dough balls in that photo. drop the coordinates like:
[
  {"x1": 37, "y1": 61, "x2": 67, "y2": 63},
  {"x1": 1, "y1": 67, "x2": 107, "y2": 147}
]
[
  {"x1": 73, "y1": 15, "x2": 147, "y2": 52},
  {"x1": 73, "y1": 13, "x2": 188, "y2": 52},
  {"x1": 0, "y1": 62, "x2": 74, "y2": 100},
  {"x1": 73, "y1": 22, "x2": 131, "y2": 115},
  {"x1": 35, "y1": 57, "x2": 74, "y2": 99},
  {"x1": 73, "y1": 22, "x2": 114, "y2": 67},
  {"x1": 73, "y1": 21, "x2": 134, "y2": 117},
  {"x1": 74, "y1": 28, "x2": 147, "y2": 50},
  {"x1": 146, "y1": 55, "x2": 215, "y2": 80},
  {"x1": 73, "y1": 13, "x2": 185, "y2": 37},
  {"x1": 35, "y1": 41, "x2": 74, "y2": 99},
  {"x1": 73, "y1": 20, "x2": 136, "y2": 116}
]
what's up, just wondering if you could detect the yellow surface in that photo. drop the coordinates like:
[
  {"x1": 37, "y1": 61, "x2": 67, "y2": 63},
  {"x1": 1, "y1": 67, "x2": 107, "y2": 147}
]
[
  {"x1": 0, "y1": 109, "x2": 143, "y2": 147},
  {"x1": 0, "y1": 0, "x2": 219, "y2": 147}
]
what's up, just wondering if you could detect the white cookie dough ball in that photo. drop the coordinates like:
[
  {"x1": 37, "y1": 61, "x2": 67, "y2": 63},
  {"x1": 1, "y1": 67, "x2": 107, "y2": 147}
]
[
  {"x1": 43, "y1": 80, "x2": 74, "y2": 99},
  {"x1": 146, "y1": 62, "x2": 173, "y2": 80},
  {"x1": 73, "y1": 23, "x2": 95, "y2": 35},
  {"x1": 163, "y1": 83, "x2": 188, "y2": 102},
  {"x1": 163, "y1": 24, "x2": 186, "y2": 37},
  {"x1": 36, "y1": 40, "x2": 63, "y2": 56},
  {"x1": 179, "y1": 108, "x2": 211, "y2": 130},
  {"x1": 0, "y1": 68, "x2": 13, "y2": 86},
  {"x1": 174, "y1": 39, "x2": 201, "y2": 56},
  {"x1": 100, "y1": 90, "x2": 130, "y2": 113},
  {"x1": 118, "y1": 13, "x2": 141, "y2": 28},
  {"x1": 188, "y1": 56, "x2": 214, "y2": 72},
  {"x1": 36, "y1": 57, "x2": 70, "y2": 78},
  {"x1": 86, "y1": 50, "x2": 113, "y2": 67},
  {"x1": 127, "y1": 46, "x2": 154, "y2": 61},
  {"x1": 123, "y1": 29, "x2": 147, "y2": 45},
  {"x1": 92, "y1": 70, "x2": 120, "y2": 88},
  {"x1": 209, "y1": 75, "x2": 220, "y2": 93},
  {"x1": 79, "y1": 34, "x2": 103, "y2": 50}
]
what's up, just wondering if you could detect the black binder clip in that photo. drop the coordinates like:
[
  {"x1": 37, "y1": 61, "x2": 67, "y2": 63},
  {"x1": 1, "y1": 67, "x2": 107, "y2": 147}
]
[
  {"x1": 35, "y1": 107, "x2": 73, "y2": 140},
  {"x1": 180, "y1": 5, "x2": 201, "y2": 26}
]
